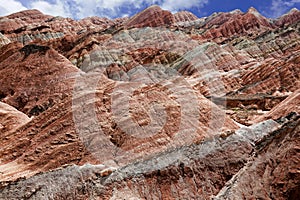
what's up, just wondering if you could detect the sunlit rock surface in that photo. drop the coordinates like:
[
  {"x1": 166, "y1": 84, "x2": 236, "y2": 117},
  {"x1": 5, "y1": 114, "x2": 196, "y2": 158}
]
[{"x1": 0, "y1": 6, "x2": 299, "y2": 199}]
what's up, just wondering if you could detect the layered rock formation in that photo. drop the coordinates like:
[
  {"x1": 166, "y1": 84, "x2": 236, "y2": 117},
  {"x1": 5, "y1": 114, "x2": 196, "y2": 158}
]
[
  {"x1": 125, "y1": 5, "x2": 174, "y2": 28},
  {"x1": 0, "y1": 42, "x2": 78, "y2": 116},
  {"x1": 0, "y1": 102, "x2": 30, "y2": 134},
  {"x1": 215, "y1": 114, "x2": 300, "y2": 200},
  {"x1": 0, "y1": 5, "x2": 299, "y2": 200}
]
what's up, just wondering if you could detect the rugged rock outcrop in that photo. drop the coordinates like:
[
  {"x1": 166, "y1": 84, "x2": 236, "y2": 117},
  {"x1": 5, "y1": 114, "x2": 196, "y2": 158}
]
[
  {"x1": 256, "y1": 89, "x2": 300, "y2": 122},
  {"x1": 214, "y1": 114, "x2": 300, "y2": 200},
  {"x1": 0, "y1": 33, "x2": 10, "y2": 47},
  {"x1": 0, "y1": 5, "x2": 299, "y2": 199},
  {"x1": 275, "y1": 8, "x2": 300, "y2": 27},
  {"x1": 0, "y1": 42, "x2": 78, "y2": 116},
  {"x1": 0, "y1": 9, "x2": 127, "y2": 45},
  {"x1": 0, "y1": 117, "x2": 287, "y2": 199},
  {"x1": 0, "y1": 9, "x2": 51, "y2": 34},
  {"x1": 125, "y1": 5, "x2": 174, "y2": 28},
  {"x1": 0, "y1": 102, "x2": 30, "y2": 134},
  {"x1": 173, "y1": 11, "x2": 198, "y2": 23}
]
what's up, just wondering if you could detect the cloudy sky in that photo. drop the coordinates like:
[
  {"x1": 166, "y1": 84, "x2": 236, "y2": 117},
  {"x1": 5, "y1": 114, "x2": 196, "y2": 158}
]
[{"x1": 0, "y1": 0, "x2": 299, "y2": 19}]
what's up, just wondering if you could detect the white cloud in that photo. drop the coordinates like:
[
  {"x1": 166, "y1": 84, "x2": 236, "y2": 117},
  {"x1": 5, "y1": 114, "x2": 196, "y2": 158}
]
[
  {"x1": 73, "y1": 0, "x2": 155, "y2": 19},
  {"x1": 0, "y1": 0, "x2": 72, "y2": 18},
  {"x1": 160, "y1": 0, "x2": 208, "y2": 12},
  {"x1": 0, "y1": 0, "x2": 210, "y2": 19},
  {"x1": 0, "y1": 0, "x2": 27, "y2": 16},
  {"x1": 30, "y1": 0, "x2": 72, "y2": 17},
  {"x1": 101, "y1": 0, "x2": 141, "y2": 9},
  {"x1": 284, "y1": 0, "x2": 300, "y2": 6},
  {"x1": 270, "y1": 0, "x2": 300, "y2": 18}
]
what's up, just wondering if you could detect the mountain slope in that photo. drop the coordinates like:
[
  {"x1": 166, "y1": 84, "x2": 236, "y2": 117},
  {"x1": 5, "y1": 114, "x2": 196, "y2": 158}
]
[{"x1": 0, "y1": 6, "x2": 299, "y2": 199}]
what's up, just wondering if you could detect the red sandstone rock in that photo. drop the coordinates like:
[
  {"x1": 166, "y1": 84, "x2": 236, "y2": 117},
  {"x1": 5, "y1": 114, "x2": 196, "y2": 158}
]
[
  {"x1": 200, "y1": 7, "x2": 274, "y2": 43},
  {"x1": 0, "y1": 102, "x2": 30, "y2": 134},
  {"x1": 0, "y1": 43, "x2": 79, "y2": 116},
  {"x1": 173, "y1": 11, "x2": 198, "y2": 23},
  {"x1": 0, "y1": 40, "x2": 238, "y2": 184},
  {"x1": 125, "y1": 5, "x2": 174, "y2": 28},
  {"x1": 0, "y1": 6, "x2": 299, "y2": 200},
  {"x1": 214, "y1": 115, "x2": 300, "y2": 200},
  {"x1": 275, "y1": 8, "x2": 300, "y2": 27},
  {"x1": 0, "y1": 9, "x2": 126, "y2": 47},
  {"x1": 256, "y1": 89, "x2": 300, "y2": 122},
  {"x1": 0, "y1": 9, "x2": 51, "y2": 34}
]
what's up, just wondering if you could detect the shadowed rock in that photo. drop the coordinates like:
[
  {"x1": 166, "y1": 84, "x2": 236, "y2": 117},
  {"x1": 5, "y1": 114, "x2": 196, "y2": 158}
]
[{"x1": 20, "y1": 44, "x2": 50, "y2": 57}]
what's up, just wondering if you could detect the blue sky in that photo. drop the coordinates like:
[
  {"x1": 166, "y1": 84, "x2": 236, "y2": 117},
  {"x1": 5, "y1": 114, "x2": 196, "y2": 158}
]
[{"x1": 0, "y1": 0, "x2": 299, "y2": 19}]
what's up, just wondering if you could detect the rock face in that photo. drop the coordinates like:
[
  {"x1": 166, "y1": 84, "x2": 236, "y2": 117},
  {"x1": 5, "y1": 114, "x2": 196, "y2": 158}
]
[
  {"x1": 256, "y1": 89, "x2": 300, "y2": 122},
  {"x1": 125, "y1": 5, "x2": 174, "y2": 28},
  {"x1": 275, "y1": 8, "x2": 300, "y2": 27},
  {"x1": 214, "y1": 114, "x2": 300, "y2": 200},
  {"x1": 0, "y1": 33, "x2": 10, "y2": 47},
  {"x1": 0, "y1": 102, "x2": 30, "y2": 133},
  {"x1": 173, "y1": 11, "x2": 198, "y2": 23},
  {"x1": 0, "y1": 5, "x2": 299, "y2": 199},
  {"x1": 0, "y1": 42, "x2": 78, "y2": 116}
]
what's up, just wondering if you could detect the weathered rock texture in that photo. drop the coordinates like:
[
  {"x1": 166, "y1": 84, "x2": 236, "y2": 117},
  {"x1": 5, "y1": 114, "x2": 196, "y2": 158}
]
[
  {"x1": 214, "y1": 114, "x2": 300, "y2": 200},
  {"x1": 0, "y1": 102, "x2": 30, "y2": 134},
  {"x1": 0, "y1": 5, "x2": 299, "y2": 200},
  {"x1": 125, "y1": 5, "x2": 174, "y2": 28}
]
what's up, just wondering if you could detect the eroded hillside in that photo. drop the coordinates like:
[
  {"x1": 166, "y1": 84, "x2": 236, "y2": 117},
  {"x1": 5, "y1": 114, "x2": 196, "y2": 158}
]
[{"x1": 0, "y1": 6, "x2": 299, "y2": 200}]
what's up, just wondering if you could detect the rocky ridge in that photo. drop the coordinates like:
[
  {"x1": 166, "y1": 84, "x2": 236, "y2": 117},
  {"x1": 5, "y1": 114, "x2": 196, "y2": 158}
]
[{"x1": 0, "y1": 5, "x2": 299, "y2": 199}]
